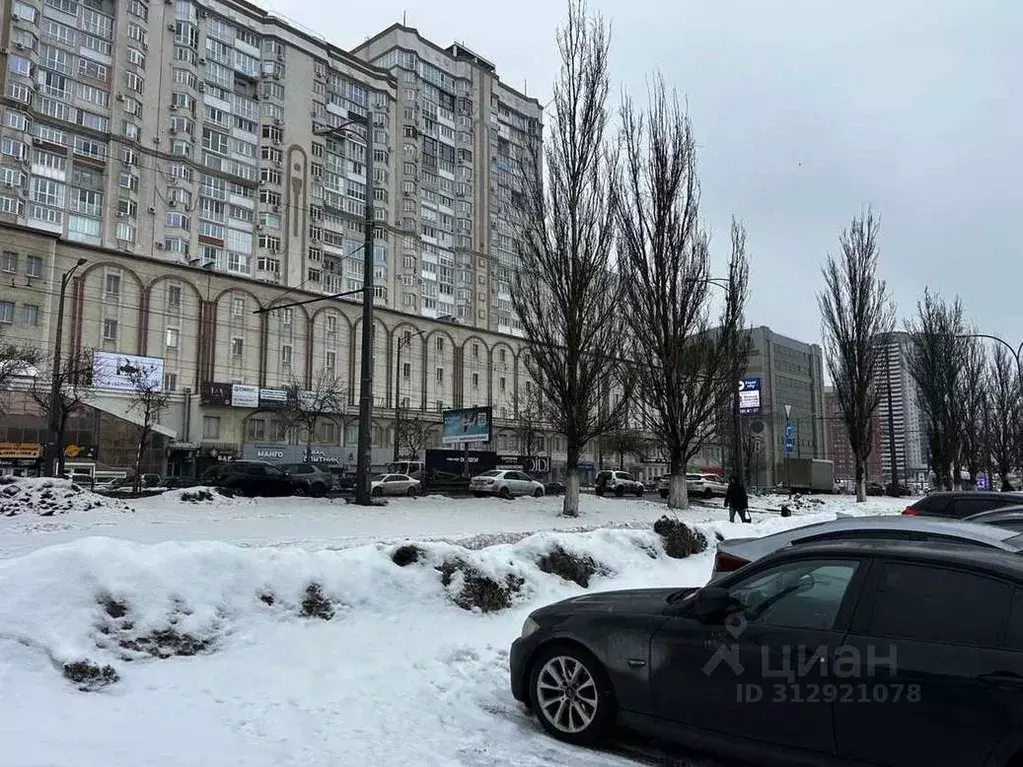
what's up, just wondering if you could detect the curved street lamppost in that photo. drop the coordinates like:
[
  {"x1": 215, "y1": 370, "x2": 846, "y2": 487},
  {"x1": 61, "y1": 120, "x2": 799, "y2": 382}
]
[{"x1": 48, "y1": 257, "x2": 87, "y2": 477}]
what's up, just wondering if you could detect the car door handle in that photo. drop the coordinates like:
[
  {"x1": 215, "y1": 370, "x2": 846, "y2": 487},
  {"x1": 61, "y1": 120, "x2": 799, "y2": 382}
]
[{"x1": 978, "y1": 672, "x2": 1023, "y2": 688}]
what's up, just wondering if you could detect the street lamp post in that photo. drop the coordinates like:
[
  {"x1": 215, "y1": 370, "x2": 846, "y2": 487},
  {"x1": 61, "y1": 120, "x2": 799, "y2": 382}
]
[
  {"x1": 48, "y1": 257, "x2": 87, "y2": 477},
  {"x1": 313, "y1": 115, "x2": 376, "y2": 505},
  {"x1": 393, "y1": 328, "x2": 425, "y2": 462}
]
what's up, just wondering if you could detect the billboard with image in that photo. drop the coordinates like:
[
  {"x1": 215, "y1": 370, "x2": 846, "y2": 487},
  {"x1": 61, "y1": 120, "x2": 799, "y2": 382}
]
[
  {"x1": 92, "y1": 351, "x2": 164, "y2": 391},
  {"x1": 442, "y1": 406, "x2": 492, "y2": 445}
]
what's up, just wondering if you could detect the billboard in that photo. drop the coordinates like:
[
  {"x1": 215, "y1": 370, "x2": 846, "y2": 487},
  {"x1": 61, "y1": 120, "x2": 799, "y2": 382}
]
[
  {"x1": 442, "y1": 406, "x2": 492, "y2": 445},
  {"x1": 92, "y1": 351, "x2": 164, "y2": 391},
  {"x1": 738, "y1": 377, "x2": 761, "y2": 414}
]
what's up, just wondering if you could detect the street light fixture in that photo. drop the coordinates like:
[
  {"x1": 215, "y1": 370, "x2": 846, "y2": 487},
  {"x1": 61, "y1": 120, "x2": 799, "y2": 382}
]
[
  {"x1": 393, "y1": 328, "x2": 426, "y2": 462},
  {"x1": 48, "y1": 257, "x2": 87, "y2": 477},
  {"x1": 312, "y1": 116, "x2": 377, "y2": 504}
]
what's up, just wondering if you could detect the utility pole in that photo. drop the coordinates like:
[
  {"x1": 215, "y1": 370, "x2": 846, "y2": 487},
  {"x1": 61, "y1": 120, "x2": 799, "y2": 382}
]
[
  {"x1": 392, "y1": 329, "x2": 424, "y2": 462},
  {"x1": 354, "y1": 112, "x2": 376, "y2": 505},
  {"x1": 48, "y1": 257, "x2": 87, "y2": 477}
]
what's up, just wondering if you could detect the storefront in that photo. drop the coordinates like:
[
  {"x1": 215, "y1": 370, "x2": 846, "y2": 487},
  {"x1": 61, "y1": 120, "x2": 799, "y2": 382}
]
[{"x1": 0, "y1": 442, "x2": 43, "y2": 477}]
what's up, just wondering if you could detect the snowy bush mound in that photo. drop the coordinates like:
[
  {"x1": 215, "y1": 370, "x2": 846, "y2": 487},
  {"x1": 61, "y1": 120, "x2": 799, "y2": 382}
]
[
  {"x1": 0, "y1": 516, "x2": 709, "y2": 691},
  {"x1": 0, "y1": 478, "x2": 131, "y2": 517}
]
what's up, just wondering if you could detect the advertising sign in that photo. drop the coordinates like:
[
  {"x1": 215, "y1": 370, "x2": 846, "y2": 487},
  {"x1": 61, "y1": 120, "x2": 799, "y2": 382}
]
[
  {"x1": 258, "y1": 388, "x2": 289, "y2": 408},
  {"x1": 442, "y1": 406, "x2": 492, "y2": 445},
  {"x1": 92, "y1": 351, "x2": 164, "y2": 391},
  {"x1": 0, "y1": 442, "x2": 41, "y2": 459},
  {"x1": 231, "y1": 384, "x2": 259, "y2": 408},
  {"x1": 738, "y1": 377, "x2": 761, "y2": 414},
  {"x1": 200, "y1": 382, "x2": 232, "y2": 406}
]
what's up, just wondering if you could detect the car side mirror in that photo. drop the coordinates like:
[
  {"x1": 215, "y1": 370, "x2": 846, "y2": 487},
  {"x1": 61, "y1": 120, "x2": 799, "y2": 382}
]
[{"x1": 693, "y1": 586, "x2": 741, "y2": 624}]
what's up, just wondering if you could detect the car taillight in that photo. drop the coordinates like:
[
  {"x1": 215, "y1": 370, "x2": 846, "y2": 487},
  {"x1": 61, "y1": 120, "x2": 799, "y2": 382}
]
[
  {"x1": 713, "y1": 550, "x2": 749, "y2": 573},
  {"x1": 902, "y1": 507, "x2": 918, "y2": 516}
]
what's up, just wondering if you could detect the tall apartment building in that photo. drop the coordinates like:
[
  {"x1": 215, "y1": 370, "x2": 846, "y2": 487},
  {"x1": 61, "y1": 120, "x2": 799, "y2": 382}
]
[
  {"x1": 352, "y1": 25, "x2": 542, "y2": 334},
  {"x1": 823, "y1": 385, "x2": 883, "y2": 486},
  {"x1": 875, "y1": 331, "x2": 928, "y2": 484},
  {"x1": 0, "y1": 0, "x2": 541, "y2": 332}
]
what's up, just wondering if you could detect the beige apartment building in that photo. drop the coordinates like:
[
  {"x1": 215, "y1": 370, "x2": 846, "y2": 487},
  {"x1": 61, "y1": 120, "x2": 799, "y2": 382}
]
[{"x1": 0, "y1": 0, "x2": 542, "y2": 334}]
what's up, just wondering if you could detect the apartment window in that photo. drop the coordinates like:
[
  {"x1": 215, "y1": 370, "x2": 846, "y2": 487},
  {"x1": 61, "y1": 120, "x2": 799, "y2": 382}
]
[
  {"x1": 166, "y1": 285, "x2": 181, "y2": 308},
  {"x1": 104, "y1": 273, "x2": 120, "y2": 296},
  {"x1": 472, "y1": 343, "x2": 480, "y2": 359},
  {"x1": 499, "y1": 377, "x2": 506, "y2": 392},
  {"x1": 166, "y1": 327, "x2": 179, "y2": 348},
  {"x1": 231, "y1": 337, "x2": 244, "y2": 357},
  {"x1": 164, "y1": 373, "x2": 177, "y2": 392},
  {"x1": 102, "y1": 318, "x2": 118, "y2": 340},
  {"x1": 165, "y1": 211, "x2": 190, "y2": 229},
  {"x1": 436, "y1": 400, "x2": 443, "y2": 413},
  {"x1": 436, "y1": 367, "x2": 444, "y2": 383},
  {"x1": 435, "y1": 337, "x2": 444, "y2": 353},
  {"x1": 325, "y1": 351, "x2": 336, "y2": 371},
  {"x1": 472, "y1": 372, "x2": 479, "y2": 388},
  {"x1": 0, "y1": 301, "x2": 12, "y2": 323},
  {"x1": 402, "y1": 362, "x2": 411, "y2": 378},
  {"x1": 281, "y1": 345, "x2": 292, "y2": 364},
  {"x1": 202, "y1": 415, "x2": 220, "y2": 439},
  {"x1": 0, "y1": 252, "x2": 15, "y2": 272},
  {"x1": 258, "y1": 235, "x2": 281, "y2": 251},
  {"x1": 21, "y1": 304, "x2": 38, "y2": 326},
  {"x1": 326, "y1": 314, "x2": 337, "y2": 333},
  {"x1": 231, "y1": 297, "x2": 244, "y2": 316},
  {"x1": 26, "y1": 255, "x2": 42, "y2": 278}
]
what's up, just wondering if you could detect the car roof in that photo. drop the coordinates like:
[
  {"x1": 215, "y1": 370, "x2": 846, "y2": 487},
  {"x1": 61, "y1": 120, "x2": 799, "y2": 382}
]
[
  {"x1": 719, "y1": 514, "x2": 1023, "y2": 560},
  {"x1": 766, "y1": 538, "x2": 1023, "y2": 581},
  {"x1": 917, "y1": 491, "x2": 1023, "y2": 501},
  {"x1": 967, "y1": 505, "x2": 1023, "y2": 519}
]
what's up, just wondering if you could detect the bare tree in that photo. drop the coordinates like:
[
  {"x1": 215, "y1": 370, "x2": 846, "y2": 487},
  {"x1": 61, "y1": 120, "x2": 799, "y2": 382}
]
[
  {"x1": 512, "y1": 0, "x2": 628, "y2": 516},
  {"x1": 510, "y1": 386, "x2": 546, "y2": 457},
  {"x1": 615, "y1": 79, "x2": 751, "y2": 509},
  {"x1": 958, "y1": 336, "x2": 988, "y2": 485},
  {"x1": 395, "y1": 407, "x2": 435, "y2": 460},
  {"x1": 817, "y1": 210, "x2": 896, "y2": 502},
  {"x1": 279, "y1": 371, "x2": 347, "y2": 463},
  {"x1": 986, "y1": 345, "x2": 1020, "y2": 490},
  {"x1": 906, "y1": 290, "x2": 970, "y2": 491},
  {"x1": 600, "y1": 426, "x2": 650, "y2": 470},
  {"x1": 122, "y1": 361, "x2": 172, "y2": 492},
  {"x1": 0, "y1": 329, "x2": 40, "y2": 413},
  {"x1": 30, "y1": 348, "x2": 94, "y2": 476}
]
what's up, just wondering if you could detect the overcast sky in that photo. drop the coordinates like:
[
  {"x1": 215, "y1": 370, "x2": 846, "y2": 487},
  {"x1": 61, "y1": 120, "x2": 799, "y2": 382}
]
[{"x1": 263, "y1": 0, "x2": 1022, "y2": 347}]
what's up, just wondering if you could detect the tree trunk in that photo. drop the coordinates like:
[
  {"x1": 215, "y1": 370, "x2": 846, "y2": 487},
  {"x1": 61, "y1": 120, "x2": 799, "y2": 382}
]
[
  {"x1": 667, "y1": 449, "x2": 688, "y2": 510},
  {"x1": 855, "y1": 456, "x2": 866, "y2": 502},
  {"x1": 561, "y1": 443, "x2": 581, "y2": 517},
  {"x1": 305, "y1": 439, "x2": 312, "y2": 463},
  {"x1": 133, "y1": 426, "x2": 147, "y2": 493},
  {"x1": 617, "y1": 448, "x2": 624, "y2": 470}
]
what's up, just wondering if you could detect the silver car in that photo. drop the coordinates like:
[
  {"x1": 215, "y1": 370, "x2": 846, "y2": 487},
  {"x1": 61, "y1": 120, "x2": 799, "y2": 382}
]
[
  {"x1": 370, "y1": 473, "x2": 421, "y2": 497},
  {"x1": 711, "y1": 515, "x2": 1023, "y2": 580},
  {"x1": 470, "y1": 469, "x2": 545, "y2": 499}
]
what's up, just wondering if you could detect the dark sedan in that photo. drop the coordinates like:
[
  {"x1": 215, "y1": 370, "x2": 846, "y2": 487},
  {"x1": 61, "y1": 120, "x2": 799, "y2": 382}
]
[
  {"x1": 902, "y1": 490, "x2": 1023, "y2": 519},
  {"x1": 710, "y1": 515, "x2": 1023, "y2": 578},
  {"x1": 510, "y1": 539, "x2": 1023, "y2": 766}
]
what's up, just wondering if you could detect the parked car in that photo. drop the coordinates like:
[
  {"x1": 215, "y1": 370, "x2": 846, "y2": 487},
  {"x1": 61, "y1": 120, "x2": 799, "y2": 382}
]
[
  {"x1": 370, "y1": 473, "x2": 420, "y2": 497},
  {"x1": 470, "y1": 469, "x2": 545, "y2": 499},
  {"x1": 279, "y1": 463, "x2": 333, "y2": 497},
  {"x1": 594, "y1": 470, "x2": 644, "y2": 497},
  {"x1": 902, "y1": 490, "x2": 1023, "y2": 519},
  {"x1": 709, "y1": 515, "x2": 1023, "y2": 579},
  {"x1": 962, "y1": 505, "x2": 1023, "y2": 532},
  {"x1": 687, "y1": 473, "x2": 727, "y2": 498},
  {"x1": 206, "y1": 461, "x2": 295, "y2": 497},
  {"x1": 543, "y1": 481, "x2": 566, "y2": 496},
  {"x1": 510, "y1": 537, "x2": 1023, "y2": 765}
]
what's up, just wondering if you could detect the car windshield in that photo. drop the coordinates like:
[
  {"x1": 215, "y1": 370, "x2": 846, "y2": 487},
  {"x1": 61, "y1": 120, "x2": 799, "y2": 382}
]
[
  {"x1": 478, "y1": 470, "x2": 502, "y2": 477},
  {"x1": 371, "y1": 474, "x2": 388, "y2": 481},
  {"x1": 615, "y1": 472, "x2": 633, "y2": 480}
]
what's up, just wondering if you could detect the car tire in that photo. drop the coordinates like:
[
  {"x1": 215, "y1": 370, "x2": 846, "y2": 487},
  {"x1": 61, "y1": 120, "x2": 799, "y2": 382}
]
[
  {"x1": 529, "y1": 643, "x2": 615, "y2": 747},
  {"x1": 533, "y1": 487, "x2": 544, "y2": 498},
  {"x1": 499, "y1": 486, "x2": 512, "y2": 500},
  {"x1": 310, "y1": 483, "x2": 327, "y2": 498},
  {"x1": 406, "y1": 486, "x2": 417, "y2": 497},
  {"x1": 659, "y1": 489, "x2": 668, "y2": 499},
  {"x1": 372, "y1": 486, "x2": 383, "y2": 497},
  {"x1": 635, "y1": 487, "x2": 644, "y2": 497},
  {"x1": 614, "y1": 486, "x2": 624, "y2": 497}
]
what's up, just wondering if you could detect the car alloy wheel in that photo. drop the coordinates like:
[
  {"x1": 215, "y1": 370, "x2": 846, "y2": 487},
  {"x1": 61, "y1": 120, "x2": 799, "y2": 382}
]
[
  {"x1": 406, "y1": 486, "x2": 417, "y2": 497},
  {"x1": 531, "y1": 649, "x2": 610, "y2": 745},
  {"x1": 533, "y1": 487, "x2": 544, "y2": 498},
  {"x1": 499, "y1": 486, "x2": 512, "y2": 499}
]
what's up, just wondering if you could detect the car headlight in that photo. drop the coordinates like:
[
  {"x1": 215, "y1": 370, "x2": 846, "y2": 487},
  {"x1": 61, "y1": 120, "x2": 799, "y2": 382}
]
[{"x1": 521, "y1": 617, "x2": 540, "y2": 638}]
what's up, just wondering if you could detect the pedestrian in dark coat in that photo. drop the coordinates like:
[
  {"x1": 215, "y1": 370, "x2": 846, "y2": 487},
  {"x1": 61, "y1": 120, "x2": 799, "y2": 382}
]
[{"x1": 724, "y1": 476, "x2": 751, "y2": 523}]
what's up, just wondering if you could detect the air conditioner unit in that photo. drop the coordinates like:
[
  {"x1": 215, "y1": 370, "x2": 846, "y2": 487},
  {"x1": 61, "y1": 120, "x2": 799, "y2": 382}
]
[
  {"x1": 155, "y1": 242, "x2": 164, "y2": 249},
  {"x1": 272, "y1": 205, "x2": 280, "y2": 212},
  {"x1": 198, "y1": 58, "x2": 206, "y2": 65},
  {"x1": 168, "y1": 127, "x2": 177, "y2": 134},
  {"x1": 168, "y1": 199, "x2": 177, "y2": 207},
  {"x1": 169, "y1": 104, "x2": 178, "y2": 111},
  {"x1": 148, "y1": 206, "x2": 157, "y2": 213},
  {"x1": 274, "y1": 161, "x2": 281, "y2": 168},
  {"x1": 274, "y1": 118, "x2": 283, "y2": 126},
  {"x1": 197, "y1": 84, "x2": 205, "y2": 93},
  {"x1": 167, "y1": 23, "x2": 175, "y2": 31},
  {"x1": 15, "y1": 43, "x2": 24, "y2": 50}
]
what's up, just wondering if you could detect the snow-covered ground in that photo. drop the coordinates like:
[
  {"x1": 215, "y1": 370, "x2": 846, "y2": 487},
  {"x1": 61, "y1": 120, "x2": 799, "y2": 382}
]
[{"x1": 0, "y1": 480, "x2": 908, "y2": 767}]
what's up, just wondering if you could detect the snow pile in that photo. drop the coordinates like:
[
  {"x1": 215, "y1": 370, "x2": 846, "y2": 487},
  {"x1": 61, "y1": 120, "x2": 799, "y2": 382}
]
[
  {"x1": 0, "y1": 516, "x2": 711, "y2": 692},
  {"x1": 0, "y1": 478, "x2": 131, "y2": 518}
]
